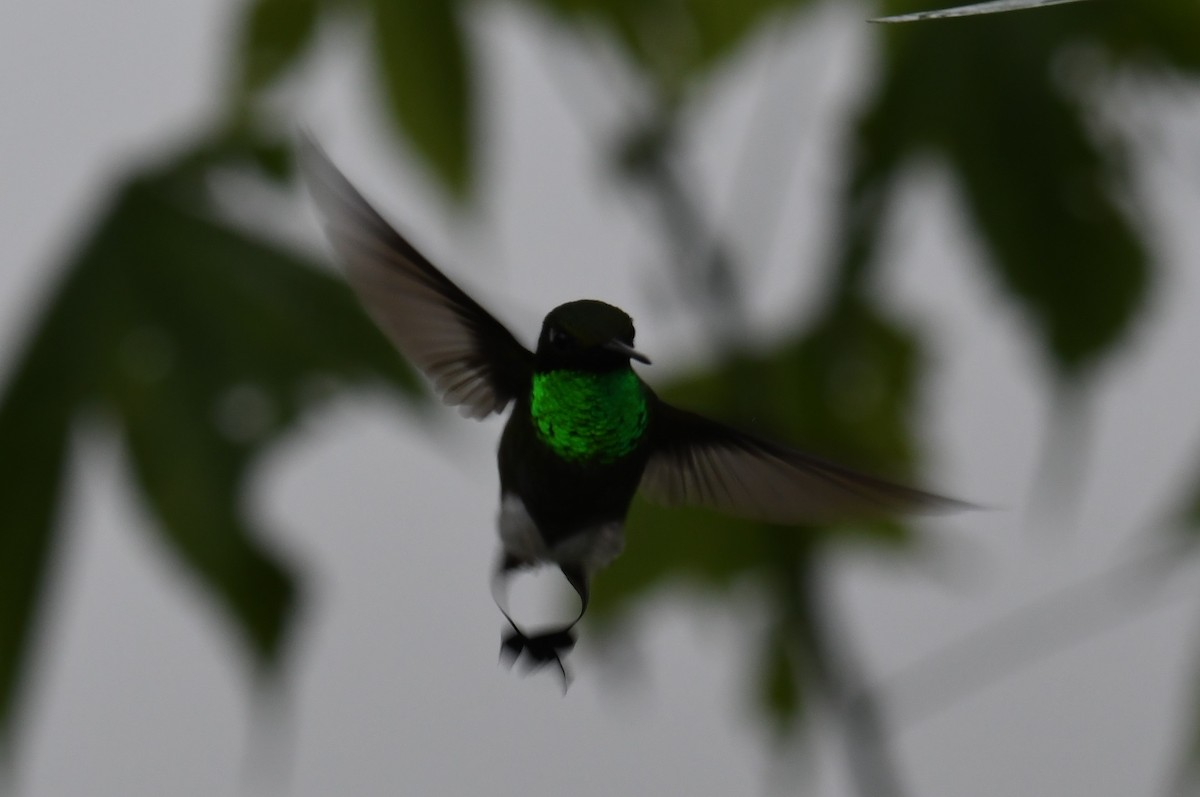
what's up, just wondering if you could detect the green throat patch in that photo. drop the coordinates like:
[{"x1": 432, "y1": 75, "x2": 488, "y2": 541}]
[{"x1": 530, "y1": 370, "x2": 649, "y2": 463}]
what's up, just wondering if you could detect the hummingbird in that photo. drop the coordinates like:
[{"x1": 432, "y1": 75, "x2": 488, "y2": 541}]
[{"x1": 300, "y1": 139, "x2": 965, "y2": 685}]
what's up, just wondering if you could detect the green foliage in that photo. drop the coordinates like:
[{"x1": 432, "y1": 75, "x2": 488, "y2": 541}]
[
  {"x1": 589, "y1": 299, "x2": 921, "y2": 729},
  {"x1": 859, "y1": 10, "x2": 1150, "y2": 374},
  {"x1": 1087, "y1": 0, "x2": 1200, "y2": 71},
  {"x1": 238, "y1": 0, "x2": 320, "y2": 100},
  {"x1": 0, "y1": 138, "x2": 419, "y2": 740},
  {"x1": 588, "y1": 303, "x2": 924, "y2": 559},
  {"x1": 758, "y1": 624, "x2": 805, "y2": 736},
  {"x1": 240, "y1": 0, "x2": 479, "y2": 199},
  {"x1": 371, "y1": 0, "x2": 474, "y2": 197},
  {"x1": 0, "y1": 256, "x2": 93, "y2": 746},
  {"x1": 529, "y1": 0, "x2": 811, "y2": 95},
  {"x1": 233, "y1": 0, "x2": 813, "y2": 199}
]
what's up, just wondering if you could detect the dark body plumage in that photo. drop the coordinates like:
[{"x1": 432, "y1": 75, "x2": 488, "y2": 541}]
[
  {"x1": 301, "y1": 138, "x2": 967, "y2": 683},
  {"x1": 498, "y1": 392, "x2": 648, "y2": 553}
]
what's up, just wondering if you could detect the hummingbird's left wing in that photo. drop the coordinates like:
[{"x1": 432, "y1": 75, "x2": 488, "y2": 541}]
[
  {"x1": 301, "y1": 138, "x2": 534, "y2": 418},
  {"x1": 640, "y1": 403, "x2": 967, "y2": 524},
  {"x1": 871, "y1": 0, "x2": 1089, "y2": 23}
]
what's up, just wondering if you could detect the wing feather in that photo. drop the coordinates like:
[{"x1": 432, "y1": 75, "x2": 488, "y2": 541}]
[
  {"x1": 641, "y1": 403, "x2": 968, "y2": 523},
  {"x1": 300, "y1": 137, "x2": 532, "y2": 418}
]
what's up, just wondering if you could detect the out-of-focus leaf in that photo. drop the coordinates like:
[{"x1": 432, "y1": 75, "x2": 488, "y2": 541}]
[
  {"x1": 90, "y1": 174, "x2": 418, "y2": 660},
  {"x1": 591, "y1": 298, "x2": 922, "y2": 621},
  {"x1": 371, "y1": 0, "x2": 473, "y2": 197},
  {"x1": 682, "y1": 0, "x2": 802, "y2": 62},
  {"x1": 1142, "y1": 461, "x2": 1200, "y2": 795},
  {"x1": 590, "y1": 298, "x2": 922, "y2": 744},
  {"x1": 183, "y1": 126, "x2": 297, "y2": 184},
  {"x1": 1187, "y1": 493, "x2": 1200, "y2": 531},
  {"x1": 526, "y1": 0, "x2": 812, "y2": 95},
  {"x1": 1087, "y1": 0, "x2": 1200, "y2": 73},
  {"x1": 238, "y1": 0, "x2": 320, "y2": 99},
  {"x1": 856, "y1": 15, "x2": 1148, "y2": 375},
  {"x1": 0, "y1": 136, "x2": 422, "y2": 740},
  {"x1": 0, "y1": 245, "x2": 107, "y2": 744},
  {"x1": 758, "y1": 625, "x2": 804, "y2": 736},
  {"x1": 1176, "y1": 461, "x2": 1200, "y2": 545}
]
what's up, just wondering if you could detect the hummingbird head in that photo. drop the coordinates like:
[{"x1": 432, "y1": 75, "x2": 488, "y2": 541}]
[{"x1": 536, "y1": 300, "x2": 651, "y2": 372}]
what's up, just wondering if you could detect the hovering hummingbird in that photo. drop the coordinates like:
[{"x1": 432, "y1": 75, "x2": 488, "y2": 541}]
[
  {"x1": 301, "y1": 139, "x2": 966, "y2": 685},
  {"x1": 871, "y1": 0, "x2": 1090, "y2": 23}
]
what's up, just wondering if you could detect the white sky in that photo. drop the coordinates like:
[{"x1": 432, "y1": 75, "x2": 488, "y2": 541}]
[{"x1": 3, "y1": 1, "x2": 1200, "y2": 796}]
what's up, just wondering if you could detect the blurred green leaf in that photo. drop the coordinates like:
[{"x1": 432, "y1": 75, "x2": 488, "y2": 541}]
[
  {"x1": 1178, "y1": 461, "x2": 1200, "y2": 543},
  {"x1": 854, "y1": 16, "x2": 1149, "y2": 375},
  {"x1": 94, "y1": 173, "x2": 419, "y2": 661},
  {"x1": 592, "y1": 298, "x2": 922, "y2": 620},
  {"x1": 371, "y1": 0, "x2": 473, "y2": 197},
  {"x1": 681, "y1": 0, "x2": 810, "y2": 67},
  {"x1": 526, "y1": 0, "x2": 810, "y2": 96},
  {"x1": 659, "y1": 303, "x2": 924, "y2": 485},
  {"x1": 758, "y1": 624, "x2": 805, "y2": 736},
  {"x1": 238, "y1": 0, "x2": 320, "y2": 99},
  {"x1": 0, "y1": 138, "x2": 421, "y2": 739},
  {"x1": 588, "y1": 297, "x2": 922, "y2": 734},
  {"x1": 0, "y1": 245, "x2": 106, "y2": 745},
  {"x1": 1089, "y1": 0, "x2": 1200, "y2": 72},
  {"x1": 183, "y1": 126, "x2": 298, "y2": 184}
]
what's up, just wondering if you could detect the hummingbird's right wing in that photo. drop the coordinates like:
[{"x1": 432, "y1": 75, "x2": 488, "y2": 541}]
[
  {"x1": 301, "y1": 138, "x2": 534, "y2": 418},
  {"x1": 640, "y1": 403, "x2": 968, "y2": 524}
]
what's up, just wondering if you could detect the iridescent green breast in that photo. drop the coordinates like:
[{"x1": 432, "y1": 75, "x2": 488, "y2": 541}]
[{"x1": 530, "y1": 370, "x2": 649, "y2": 463}]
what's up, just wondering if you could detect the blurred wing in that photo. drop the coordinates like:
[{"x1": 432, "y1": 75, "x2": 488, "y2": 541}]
[
  {"x1": 640, "y1": 403, "x2": 968, "y2": 524},
  {"x1": 301, "y1": 137, "x2": 533, "y2": 418},
  {"x1": 872, "y1": 0, "x2": 1088, "y2": 22}
]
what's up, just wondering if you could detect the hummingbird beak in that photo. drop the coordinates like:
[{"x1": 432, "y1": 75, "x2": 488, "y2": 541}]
[{"x1": 604, "y1": 339, "x2": 651, "y2": 365}]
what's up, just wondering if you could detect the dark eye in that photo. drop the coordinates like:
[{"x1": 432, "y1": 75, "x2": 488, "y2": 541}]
[{"x1": 548, "y1": 327, "x2": 569, "y2": 348}]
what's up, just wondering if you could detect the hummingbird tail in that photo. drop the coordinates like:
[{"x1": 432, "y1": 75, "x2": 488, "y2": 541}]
[{"x1": 491, "y1": 557, "x2": 591, "y2": 692}]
